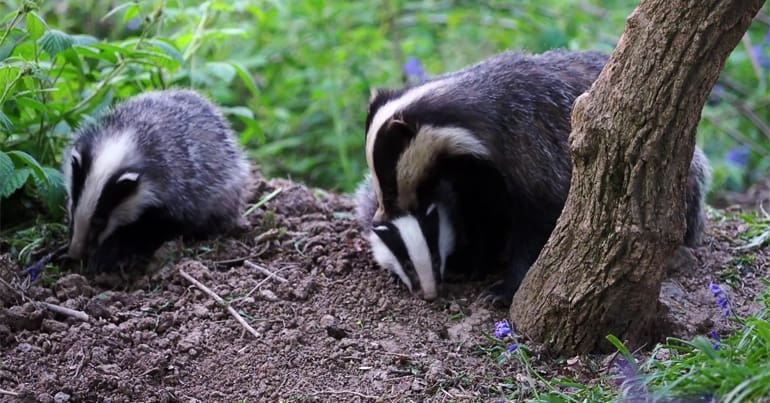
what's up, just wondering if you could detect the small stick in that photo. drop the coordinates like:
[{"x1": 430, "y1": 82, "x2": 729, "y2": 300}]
[
  {"x1": 179, "y1": 268, "x2": 261, "y2": 340},
  {"x1": 42, "y1": 302, "x2": 90, "y2": 322},
  {"x1": 0, "y1": 388, "x2": 19, "y2": 397},
  {"x1": 309, "y1": 390, "x2": 380, "y2": 400},
  {"x1": 244, "y1": 260, "x2": 288, "y2": 283}
]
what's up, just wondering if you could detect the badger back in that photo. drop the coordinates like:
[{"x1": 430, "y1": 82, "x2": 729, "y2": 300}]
[
  {"x1": 62, "y1": 89, "x2": 251, "y2": 259},
  {"x1": 364, "y1": 50, "x2": 608, "y2": 219}
]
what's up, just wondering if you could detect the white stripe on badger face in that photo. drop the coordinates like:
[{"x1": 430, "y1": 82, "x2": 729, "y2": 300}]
[
  {"x1": 437, "y1": 204, "x2": 455, "y2": 279},
  {"x1": 68, "y1": 131, "x2": 152, "y2": 259},
  {"x1": 392, "y1": 214, "x2": 437, "y2": 299}
]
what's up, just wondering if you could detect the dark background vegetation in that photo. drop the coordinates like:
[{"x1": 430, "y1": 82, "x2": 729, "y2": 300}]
[{"x1": 1, "y1": 0, "x2": 769, "y2": 250}]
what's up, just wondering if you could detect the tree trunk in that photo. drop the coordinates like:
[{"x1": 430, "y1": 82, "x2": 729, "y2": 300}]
[{"x1": 509, "y1": 0, "x2": 764, "y2": 355}]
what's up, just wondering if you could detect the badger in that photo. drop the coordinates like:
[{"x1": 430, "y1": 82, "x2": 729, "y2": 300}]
[
  {"x1": 356, "y1": 49, "x2": 712, "y2": 305},
  {"x1": 62, "y1": 88, "x2": 252, "y2": 271}
]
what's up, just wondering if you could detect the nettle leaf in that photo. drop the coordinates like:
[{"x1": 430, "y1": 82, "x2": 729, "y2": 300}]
[
  {"x1": 220, "y1": 106, "x2": 255, "y2": 120},
  {"x1": 148, "y1": 39, "x2": 184, "y2": 64},
  {"x1": 36, "y1": 167, "x2": 66, "y2": 215},
  {"x1": 102, "y1": 2, "x2": 138, "y2": 22},
  {"x1": 7, "y1": 150, "x2": 49, "y2": 186},
  {"x1": 72, "y1": 34, "x2": 99, "y2": 47},
  {"x1": 39, "y1": 30, "x2": 74, "y2": 59},
  {"x1": 26, "y1": 12, "x2": 48, "y2": 40},
  {"x1": 0, "y1": 152, "x2": 13, "y2": 183},
  {"x1": 0, "y1": 167, "x2": 30, "y2": 198},
  {"x1": 230, "y1": 61, "x2": 259, "y2": 97},
  {"x1": 205, "y1": 61, "x2": 236, "y2": 83},
  {"x1": 0, "y1": 111, "x2": 13, "y2": 132}
]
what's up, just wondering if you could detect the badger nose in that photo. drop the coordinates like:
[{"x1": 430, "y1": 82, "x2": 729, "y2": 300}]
[
  {"x1": 67, "y1": 242, "x2": 84, "y2": 260},
  {"x1": 415, "y1": 288, "x2": 438, "y2": 301}
]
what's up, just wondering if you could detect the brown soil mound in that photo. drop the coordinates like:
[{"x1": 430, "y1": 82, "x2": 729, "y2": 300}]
[{"x1": 1, "y1": 172, "x2": 767, "y2": 402}]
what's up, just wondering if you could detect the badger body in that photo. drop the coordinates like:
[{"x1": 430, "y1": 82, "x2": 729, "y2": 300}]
[
  {"x1": 62, "y1": 89, "x2": 252, "y2": 271},
  {"x1": 357, "y1": 49, "x2": 712, "y2": 304}
]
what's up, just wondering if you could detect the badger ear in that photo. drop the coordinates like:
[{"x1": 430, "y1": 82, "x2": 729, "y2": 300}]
[
  {"x1": 116, "y1": 171, "x2": 140, "y2": 184},
  {"x1": 71, "y1": 149, "x2": 81, "y2": 166}
]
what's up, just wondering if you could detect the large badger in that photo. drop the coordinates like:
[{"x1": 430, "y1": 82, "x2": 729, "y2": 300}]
[
  {"x1": 62, "y1": 89, "x2": 252, "y2": 271},
  {"x1": 356, "y1": 49, "x2": 711, "y2": 305}
]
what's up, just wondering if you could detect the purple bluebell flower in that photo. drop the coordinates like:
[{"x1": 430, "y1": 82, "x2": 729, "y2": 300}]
[
  {"x1": 726, "y1": 145, "x2": 750, "y2": 168},
  {"x1": 709, "y1": 330, "x2": 722, "y2": 350},
  {"x1": 403, "y1": 57, "x2": 428, "y2": 84},
  {"x1": 127, "y1": 17, "x2": 142, "y2": 31},
  {"x1": 751, "y1": 44, "x2": 770, "y2": 69},
  {"x1": 25, "y1": 260, "x2": 44, "y2": 282},
  {"x1": 495, "y1": 320, "x2": 512, "y2": 339},
  {"x1": 709, "y1": 282, "x2": 731, "y2": 317},
  {"x1": 507, "y1": 343, "x2": 518, "y2": 352}
]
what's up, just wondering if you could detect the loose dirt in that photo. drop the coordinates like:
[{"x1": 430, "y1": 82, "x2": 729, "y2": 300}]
[{"x1": 1, "y1": 170, "x2": 767, "y2": 402}]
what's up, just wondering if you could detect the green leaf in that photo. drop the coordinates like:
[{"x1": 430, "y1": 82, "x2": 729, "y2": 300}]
[
  {"x1": 101, "y1": 3, "x2": 138, "y2": 21},
  {"x1": 148, "y1": 39, "x2": 183, "y2": 63},
  {"x1": 0, "y1": 152, "x2": 13, "y2": 184},
  {"x1": 0, "y1": 167, "x2": 30, "y2": 198},
  {"x1": 26, "y1": 12, "x2": 47, "y2": 40},
  {"x1": 72, "y1": 34, "x2": 99, "y2": 46},
  {"x1": 220, "y1": 106, "x2": 255, "y2": 120},
  {"x1": 123, "y1": 4, "x2": 141, "y2": 24},
  {"x1": 204, "y1": 61, "x2": 236, "y2": 83},
  {"x1": 0, "y1": 111, "x2": 13, "y2": 132},
  {"x1": 35, "y1": 167, "x2": 66, "y2": 216},
  {"x1": 7, "y1": 150, "x2": 49, "y2": 186},
  {"x1": 39, "y1": 30, "x2": 74, "y2": 58},
  {"x1": 230, "y1": 61, "x2": 259, "y2": 97},
  {"x1": 15, "y1": 96, "x2": 47, "y2": 114}
]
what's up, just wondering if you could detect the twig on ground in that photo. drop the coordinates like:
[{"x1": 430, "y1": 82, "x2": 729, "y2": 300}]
[
  {"x1": 178, "y1": 268, "x2": 261, "y2": 340},
  {"x1": 42, "y1": 302, "x2": 90, "y2": 322},
  {"x1": 309, "y1": 389, "x2": 380, "y2": 400},
  {"x1": 244, "y1": 260, "x2": 288, "y2": 283},
  {"x1": 0, "y1": 388, "x2": 19, "y2": 397}
]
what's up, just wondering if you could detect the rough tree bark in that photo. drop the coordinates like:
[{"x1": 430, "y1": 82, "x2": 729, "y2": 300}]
[{"x1": 509, "y1": 0, "x2": 765, "y2": 355}]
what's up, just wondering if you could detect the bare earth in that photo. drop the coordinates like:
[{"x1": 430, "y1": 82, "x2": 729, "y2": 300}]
[{"x1": 1, "y1": 170, "x2": 767, "y2": 402}]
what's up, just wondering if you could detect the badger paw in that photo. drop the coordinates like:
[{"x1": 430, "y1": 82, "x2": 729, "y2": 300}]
[{"x1": 479, "y1": 281, "x2": 515, "y2": 308}]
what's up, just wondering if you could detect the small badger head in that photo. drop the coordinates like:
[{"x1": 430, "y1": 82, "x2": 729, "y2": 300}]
[
  {"x1": 368, "y1": 203, "x2": 455, "y2": 300},
  {"x1": 62, "y1": 128, "x2": 155, "y2": 261},
  {"x1": 356, "y1": 175, "x2": 457, "y2": 301}
]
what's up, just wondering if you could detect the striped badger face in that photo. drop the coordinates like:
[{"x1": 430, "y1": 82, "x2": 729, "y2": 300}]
[
  {"x1": 368, "y1": 202, "x2": 455, "y2": 300},
  {"x1": 362, "y1": 83, "x2": 490, "y2": 300},
  {"x1": 62, "y1": 129, "x2": 153, "y2": 261}
]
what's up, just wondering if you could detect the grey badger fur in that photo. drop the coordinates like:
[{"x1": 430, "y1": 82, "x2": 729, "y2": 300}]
[
  {"x1": 356, "y1": 49, "x2": 712, "y2": 305},
  {"x1": 62, "y1": 88, "x2": 252, "y2": 271}
]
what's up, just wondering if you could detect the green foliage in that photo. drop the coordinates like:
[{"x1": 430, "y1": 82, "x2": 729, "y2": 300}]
[
  {"x1": 0, "y1": 0, "x2": 258, "y2": 229},
  {"x1": 642, "y1": 282, "x2": 770, "y2": 402},
  {"x1": 1, "y1": 0, "x2": 769, "y2": 230}
]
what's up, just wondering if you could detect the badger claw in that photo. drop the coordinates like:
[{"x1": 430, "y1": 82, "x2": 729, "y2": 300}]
[{"x1": 479, "y1": 281, "x2": 515, "y2": 308}]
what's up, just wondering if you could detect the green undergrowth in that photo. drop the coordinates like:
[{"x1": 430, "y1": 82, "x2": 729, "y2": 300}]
[
  {"x1": 2, "y1": 1, "x2": 770, "y2": 241},
  {"x1": 484, "y1": 281, "x2": 770, "y2": 402}
]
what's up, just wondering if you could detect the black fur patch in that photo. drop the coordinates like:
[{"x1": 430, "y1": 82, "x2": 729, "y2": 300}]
[
  {"x1": 69, "y1": 143, "x2": 92, "y2": 217},
  {"x1": 372, "y1": 222, "x2": 420, "y2": 292},
  {"x1": 372, "y1": 119, "x2": 417, "y2": 213}
]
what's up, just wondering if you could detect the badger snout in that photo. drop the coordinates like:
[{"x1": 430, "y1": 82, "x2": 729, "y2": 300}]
[
  {"x1": 418, "y1": 290, "x2": 438, "y2": 301},
  {"x1": 67, "y1": 240, "x2": 84, "y2": 260}
]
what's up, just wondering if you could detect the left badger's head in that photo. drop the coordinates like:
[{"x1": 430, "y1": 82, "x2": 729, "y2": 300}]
[
  {"x1": 61, "y1": 89, "x2": 253, "y2": 271},
  {"x1": 62, "y1": 124, "x2": 157, "y2": 267}
]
